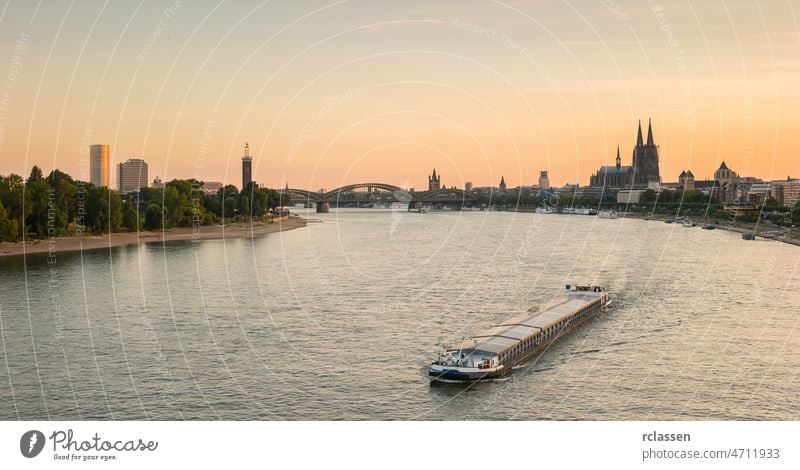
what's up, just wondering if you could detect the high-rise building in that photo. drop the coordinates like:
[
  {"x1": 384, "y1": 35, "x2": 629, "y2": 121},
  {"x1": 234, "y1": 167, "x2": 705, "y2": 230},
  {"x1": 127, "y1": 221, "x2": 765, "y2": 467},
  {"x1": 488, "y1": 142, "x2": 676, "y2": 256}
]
[
  {"x1": 242, "y1": 142, "x2": 252, "y2": 189},
  {"x1": 538, "y1": 171, "x2": 550, "y2": 190},
  {"x1": 90, "y1": 144, "x2": 110, "y2": 187},
  {"x1": 464, "y1": 181, "x2": 473, "y2": 192},
  {"x1": 428, "y1": 168, "x2": 441, "y2": 191},
  {"x1": 117, "y1": 158, "x2": 149, "y2": 193}
]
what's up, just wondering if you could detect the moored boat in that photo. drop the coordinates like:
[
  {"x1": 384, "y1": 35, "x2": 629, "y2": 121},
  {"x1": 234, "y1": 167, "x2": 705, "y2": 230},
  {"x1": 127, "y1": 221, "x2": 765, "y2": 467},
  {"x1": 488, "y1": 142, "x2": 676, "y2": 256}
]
[
  {"x1": 429, "y1": 285, "x2": 611, "y2": 382},
  {"x1": 535, "y1": 206, "x2": 556, "y2": 214},
  {"x1": 563, "y1": 207, "x2": 597, "y2": 215},
  {"x1": 598, "y1": 210, "x2": 617, "y2": 219}
]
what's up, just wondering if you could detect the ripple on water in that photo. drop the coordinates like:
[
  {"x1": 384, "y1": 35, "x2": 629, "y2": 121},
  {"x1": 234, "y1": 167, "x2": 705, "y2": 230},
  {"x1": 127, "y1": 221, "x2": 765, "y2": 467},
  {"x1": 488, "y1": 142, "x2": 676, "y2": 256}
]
[{"x1": 0, "y1": 210, "x2": 798, "y2": 420}]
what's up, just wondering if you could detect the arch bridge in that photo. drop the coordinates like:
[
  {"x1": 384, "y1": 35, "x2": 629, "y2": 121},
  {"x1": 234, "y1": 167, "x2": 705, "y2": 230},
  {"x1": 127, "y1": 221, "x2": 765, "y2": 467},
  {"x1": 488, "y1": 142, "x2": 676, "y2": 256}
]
[{"x1": 283, "y1": 183, "x2": 478, "y2": 212}]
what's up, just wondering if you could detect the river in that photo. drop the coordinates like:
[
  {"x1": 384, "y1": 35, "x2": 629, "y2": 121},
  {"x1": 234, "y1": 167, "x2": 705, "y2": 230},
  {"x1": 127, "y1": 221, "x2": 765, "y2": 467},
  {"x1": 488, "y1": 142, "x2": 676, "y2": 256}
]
[{"x1": 1, "y1": 209, "x2": 798, "y2": 420}]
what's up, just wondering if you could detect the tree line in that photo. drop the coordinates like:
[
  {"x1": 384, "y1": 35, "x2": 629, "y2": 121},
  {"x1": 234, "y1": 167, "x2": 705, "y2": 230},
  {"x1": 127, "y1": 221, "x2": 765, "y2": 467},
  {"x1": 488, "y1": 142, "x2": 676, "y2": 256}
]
[
  {"x1": 0, "y1": 166, "x2": 289, "y2": 242},
  {"x1": 478, "y1": 188, "x2": 800, "y2": 225}
]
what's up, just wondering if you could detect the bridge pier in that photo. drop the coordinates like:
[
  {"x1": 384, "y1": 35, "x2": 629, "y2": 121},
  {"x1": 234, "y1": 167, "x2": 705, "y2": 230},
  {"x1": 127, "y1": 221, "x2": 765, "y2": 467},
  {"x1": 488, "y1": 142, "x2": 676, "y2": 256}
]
[{"x1": 316, "y1": 202, "x2": 330, "y2": 213}]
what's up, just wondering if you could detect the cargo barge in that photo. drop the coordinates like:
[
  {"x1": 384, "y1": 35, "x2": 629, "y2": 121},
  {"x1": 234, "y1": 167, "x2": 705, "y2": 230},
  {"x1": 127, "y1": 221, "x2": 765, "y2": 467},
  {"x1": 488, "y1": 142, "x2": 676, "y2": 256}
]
[{"x1": 429, "y1": 285, "x2": 610, "y2": 382}]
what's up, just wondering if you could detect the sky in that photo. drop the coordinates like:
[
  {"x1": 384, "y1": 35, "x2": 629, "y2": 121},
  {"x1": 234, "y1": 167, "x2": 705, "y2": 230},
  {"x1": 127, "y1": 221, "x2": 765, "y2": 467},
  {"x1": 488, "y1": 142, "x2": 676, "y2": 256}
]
[{"x1": 0, "y1": 0, "x2": 798, "y2": 190}]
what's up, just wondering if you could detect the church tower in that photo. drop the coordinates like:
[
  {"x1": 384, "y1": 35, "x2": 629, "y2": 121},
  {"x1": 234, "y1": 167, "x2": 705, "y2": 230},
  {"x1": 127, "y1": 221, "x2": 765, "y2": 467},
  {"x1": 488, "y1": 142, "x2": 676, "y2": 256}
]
[
  {"x1": 242, "y1": 142, "x2": 252, "y2": 189},
  {"x1": 428, "y1": 168, "x2": 441, "y2": 191},
  {"x1": 632, "y1": 119, "x2": 660, "y2": 185}
]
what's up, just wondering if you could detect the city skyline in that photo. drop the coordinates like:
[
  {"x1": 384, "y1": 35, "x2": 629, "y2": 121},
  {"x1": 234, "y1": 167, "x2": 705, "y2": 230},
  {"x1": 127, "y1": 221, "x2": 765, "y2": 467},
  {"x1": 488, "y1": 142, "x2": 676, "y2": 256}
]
[{"x1": 1, "y1": 1, "x2": 798, "y2": 190}]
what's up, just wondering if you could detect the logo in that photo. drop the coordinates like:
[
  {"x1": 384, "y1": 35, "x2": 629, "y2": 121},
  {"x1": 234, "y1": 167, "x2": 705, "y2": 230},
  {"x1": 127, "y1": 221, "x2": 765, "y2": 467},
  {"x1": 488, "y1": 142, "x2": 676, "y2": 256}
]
[{"x1": 20, "y1": 430, "x2": 45, "y2": 458}]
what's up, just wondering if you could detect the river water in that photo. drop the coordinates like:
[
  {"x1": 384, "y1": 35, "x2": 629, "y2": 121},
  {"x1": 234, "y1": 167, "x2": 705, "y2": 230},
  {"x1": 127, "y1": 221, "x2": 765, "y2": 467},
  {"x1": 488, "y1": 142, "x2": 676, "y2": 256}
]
[{"x1": 1, "y1": 209, "x2": 798, "y2": 420}]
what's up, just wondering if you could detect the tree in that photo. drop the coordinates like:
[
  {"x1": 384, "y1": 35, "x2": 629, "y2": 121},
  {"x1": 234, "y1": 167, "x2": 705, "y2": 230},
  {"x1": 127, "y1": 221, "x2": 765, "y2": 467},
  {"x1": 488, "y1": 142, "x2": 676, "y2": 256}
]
[
  {"x1": 683, "y1": 190, "x2": 708, "y2": 204},
  {"x1": 0, "y1": 174, "x2": 24, "y2": 239},
  {"x1": 762, "y1": 197, "x2": 784, "y2": 212},
  {"x1": 143, "y1": 203, "x2": 163, "y2": 230},
  {"x1": 28, "y1": 166, "x2": 43, "y2": 182},
  {"x1": 24, "y1": 167, "x2": 51, "y2": 238},
  {"x1": 203, "y1": 194, "x2": 222, "y2": 217},
  {"x1": 0, "y1": 201, "x2": 16, "y2": 242},
  {"x1": 640, "y1": 189, "x2": 657, "y2": 204},
  {"x1": 121, "y1": 198, "x2": 139, "y2": 231},
  {"x1": 84, "y1": 186, "x2": 122, "y2": 233},
  {"x1": 48, "y1": 169, "x2": 78, "y2": 225}
]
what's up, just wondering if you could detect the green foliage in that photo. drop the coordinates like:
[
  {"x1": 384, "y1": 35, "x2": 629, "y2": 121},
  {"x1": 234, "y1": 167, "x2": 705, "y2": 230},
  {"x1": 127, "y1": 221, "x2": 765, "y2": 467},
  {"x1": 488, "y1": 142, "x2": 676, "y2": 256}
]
[
  {"x1": 24, "y1": 167, "x2": 56, "y2": 238},
  {"x1": 640, "y1": 189, "x2": 657, "y2": 204},
  {"x1": 762, "y1": 197, "x2": 784, "y2": 211},
  {"x1": 84, "y1": 186, "x2": 122, "y2": 233},
  {"x1": 736, "y1": 213, "x2": 759, "y2": 224},
  {"x1": 0, "y1": 174, "x2": 24, "y2": 241},
  {"x1": 792, "y1": 203, "x2": 800, "y2": 225},
  {"x1": 1, "y1": 166, "x2": 290, "y2": 241},
  {"x1": 143, "y1": 203, "x2": 163, "y2": 230},
  {"x1": 0, "y1": 201, "x2": 17, "y2": 242},
  {"x1": 121, "y1": 198, "x2": 140, "y2": 231}
]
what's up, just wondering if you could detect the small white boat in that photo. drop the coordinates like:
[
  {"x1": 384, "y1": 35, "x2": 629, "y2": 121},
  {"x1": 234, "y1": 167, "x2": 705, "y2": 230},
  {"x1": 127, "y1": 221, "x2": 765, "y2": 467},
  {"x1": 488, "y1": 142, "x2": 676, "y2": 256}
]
[
  {"x1": 682, "y1": 219, "x2": 693, "y2": 227},
  {"x1": 563, "y1": 207, "x2": 597, "y2": 215},
  {"x1": 535, "y1": 206, "x2": 555, "y2": 214},
  {"x1": 597, "y1": 210, "x2": 617, "y2": 219}
]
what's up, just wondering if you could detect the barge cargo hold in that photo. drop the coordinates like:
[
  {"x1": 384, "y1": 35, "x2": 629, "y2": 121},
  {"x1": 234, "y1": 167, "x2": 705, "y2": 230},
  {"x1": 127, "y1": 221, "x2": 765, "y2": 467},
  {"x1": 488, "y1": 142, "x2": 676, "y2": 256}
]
[{"x1": 429, "y1": 285, "x2": 610, "y2": 382}]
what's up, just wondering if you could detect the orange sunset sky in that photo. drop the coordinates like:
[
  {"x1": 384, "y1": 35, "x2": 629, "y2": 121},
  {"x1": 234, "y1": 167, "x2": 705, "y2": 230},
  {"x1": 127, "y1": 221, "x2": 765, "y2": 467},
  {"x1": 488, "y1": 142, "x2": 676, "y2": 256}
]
[{"x1": 0, "y1": 0, "x2": 798, "y2": 190}]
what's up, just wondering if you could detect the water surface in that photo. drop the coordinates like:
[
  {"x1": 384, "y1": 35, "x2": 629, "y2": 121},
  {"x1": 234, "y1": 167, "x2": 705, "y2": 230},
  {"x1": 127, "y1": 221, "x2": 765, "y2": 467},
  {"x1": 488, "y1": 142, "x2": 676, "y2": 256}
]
[{"x1": 1, "y1": 210, "x2": 798, "y2": 420}]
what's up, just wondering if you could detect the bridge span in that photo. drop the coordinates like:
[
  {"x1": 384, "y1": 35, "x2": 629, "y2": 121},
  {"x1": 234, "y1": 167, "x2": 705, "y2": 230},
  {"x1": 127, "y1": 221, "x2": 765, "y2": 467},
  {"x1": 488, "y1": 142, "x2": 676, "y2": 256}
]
[{"x1": 282, "y1": 183, "x2": 479, "y2": 212}]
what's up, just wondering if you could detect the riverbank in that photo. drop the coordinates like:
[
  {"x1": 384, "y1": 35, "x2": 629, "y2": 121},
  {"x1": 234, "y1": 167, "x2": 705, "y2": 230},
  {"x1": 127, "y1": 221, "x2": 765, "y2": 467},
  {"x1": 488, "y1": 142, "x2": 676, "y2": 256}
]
[
  {"x1": 0, "y1": 215, "x2": 307, "y2": 258},
  {"x1": 620, "y1": 212, "x2": 800, "y2": 247}
]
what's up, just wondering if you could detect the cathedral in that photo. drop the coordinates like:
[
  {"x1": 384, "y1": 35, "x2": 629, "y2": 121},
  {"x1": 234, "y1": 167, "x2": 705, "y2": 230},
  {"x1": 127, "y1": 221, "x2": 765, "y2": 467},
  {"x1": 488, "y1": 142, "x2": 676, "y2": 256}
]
[{"x1": 590, "y1": 119, "x2": 661, "y2": 188}]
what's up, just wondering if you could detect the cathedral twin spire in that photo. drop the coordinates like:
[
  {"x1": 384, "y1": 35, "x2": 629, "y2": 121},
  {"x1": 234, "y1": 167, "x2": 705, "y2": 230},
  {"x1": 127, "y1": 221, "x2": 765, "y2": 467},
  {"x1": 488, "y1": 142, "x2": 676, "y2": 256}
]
[{"x1": 636, "y1": 119, "x2": 655, "y2": 147}]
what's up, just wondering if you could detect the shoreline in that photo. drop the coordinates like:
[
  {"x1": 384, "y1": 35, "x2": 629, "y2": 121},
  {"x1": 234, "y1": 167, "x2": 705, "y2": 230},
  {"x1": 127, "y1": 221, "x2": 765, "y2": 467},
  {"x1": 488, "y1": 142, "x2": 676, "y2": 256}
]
[
  {"x1": 619, "y1": 212, "x2": 800, "y2": 247},
  {"x1": 0, "y1": 215, "x2": 308, "y2": 258}
]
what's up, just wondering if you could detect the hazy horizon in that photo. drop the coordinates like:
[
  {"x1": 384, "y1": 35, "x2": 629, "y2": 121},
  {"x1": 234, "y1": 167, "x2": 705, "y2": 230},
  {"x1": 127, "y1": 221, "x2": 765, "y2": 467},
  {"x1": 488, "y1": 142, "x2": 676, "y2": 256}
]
[{"x1": 1, "y1": 0, "x2": 798, "y2": 190}]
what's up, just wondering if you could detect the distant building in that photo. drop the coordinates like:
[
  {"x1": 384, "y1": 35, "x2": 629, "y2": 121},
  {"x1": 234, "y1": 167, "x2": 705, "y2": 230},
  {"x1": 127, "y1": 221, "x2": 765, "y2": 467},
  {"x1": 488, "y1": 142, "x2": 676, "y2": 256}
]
[
  {"x1": 428, "y1": 168, "x2": 441, "y2": 191},
  {"x1": 714, "y1": 161, "x2": 739, "y2": 203},
  {"x1": 90, "y1": 144, "x2": 110, "y2": 187},
  {"x1": 464, "y1": 181, "x2": 473, "y2": 192},
  {"x1": 117, "y1": 158, "x2": 149, "y2": 193},
  {"x1": 499, "y1": 176, "x2": 506, "y2": 191},
  {"x1": 678, "y1": 170, "x2": 695, "y2": 191},
  {"x1": 538, "y1": 171, "x2": 550, "y2": 190},
  {"x1": 590, "y1": 119, "x2": 661, "y2": 188},
  {"x1": 633, "y1": 119, "x2": 661, "y2": 185},
  {"x1": 202, "y1": 181, "x2": 224, "y2": 195},
  {"x1": 780, "y1": 179, "x2": 800, "y2": 206},
  {"x1": 724, "y1": 204, "x2": 759, "y2": 217},
  {"x1": 242, "y1": 142, "x2": 252, "y2": 189},
  {"x1": 152, "y1": 176, "x2": 164, "y2": 188},
  {"x1": 744, "y1": 183, "x2": 773, "y2": 205},
  {"x1": 590, "y1": 145, "x2": 632, "y2": 188},
  {"x1": 617, "y1": 189, "x2": 648, "y2": 204}
]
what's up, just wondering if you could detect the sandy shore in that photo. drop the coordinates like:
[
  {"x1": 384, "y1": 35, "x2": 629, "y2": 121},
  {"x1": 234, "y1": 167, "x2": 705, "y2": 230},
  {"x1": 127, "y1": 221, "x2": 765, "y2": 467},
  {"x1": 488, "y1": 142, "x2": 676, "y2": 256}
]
[{"x1": 0, "y1": 216, "x2": 307, "y2": 258}]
